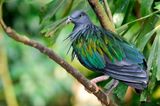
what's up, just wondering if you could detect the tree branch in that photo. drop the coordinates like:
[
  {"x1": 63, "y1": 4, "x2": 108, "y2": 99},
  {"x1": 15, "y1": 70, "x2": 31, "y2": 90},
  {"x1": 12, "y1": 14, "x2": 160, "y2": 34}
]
[
  {"x1": 87, "y1": 0, "x2": 115, "y2": 32},
  {"x1": 102, "y1": 0, "x2": 114, "y2": 24},
  {"x1": 0, "y1": 19, "x2": 116, "y2": 106}
]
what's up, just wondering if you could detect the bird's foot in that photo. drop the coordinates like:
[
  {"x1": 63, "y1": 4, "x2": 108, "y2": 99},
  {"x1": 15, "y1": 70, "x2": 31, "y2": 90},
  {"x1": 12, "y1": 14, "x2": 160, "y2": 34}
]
[
  {"x1": 85, "y1": 75, "x2": 109, "y2": 93},
  {"x1": 105, "y1": 79, "x2": 119, "y2": 95},
  {"x1": 90, "y1": 80, "x2": 100, "y2": 93},
  {"x1": 85, "y1": 80, "x2": 100, "y2": 93},
  {"x1": 100, "y1": 80, "x2": 119, "y2": 106}
]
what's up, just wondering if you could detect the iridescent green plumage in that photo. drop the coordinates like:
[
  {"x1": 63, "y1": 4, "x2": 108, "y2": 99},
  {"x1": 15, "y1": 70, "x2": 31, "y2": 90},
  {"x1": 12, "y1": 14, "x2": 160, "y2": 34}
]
[
  {"x1": 67, "y1": 10, "x2": 148, "y2": 90},
  {"x1": 71, "y1": 25, "x2": 124, "y2": 68}
]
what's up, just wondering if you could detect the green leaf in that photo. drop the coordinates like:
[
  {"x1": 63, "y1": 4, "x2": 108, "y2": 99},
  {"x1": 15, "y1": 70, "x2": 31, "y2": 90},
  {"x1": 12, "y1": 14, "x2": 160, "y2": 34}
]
[
  {"x1": 136, "y1": 17, "x2": 159, "y2": 51},
  {"x1": 156, "y1": 30, "x2": 160, "y2": 80},
  {"x1": 137, "y1": 16, "x2": 158, "y2": 36},
  {"x1": 116, "y1": 10, "x2": 160, "y2": 34},
  {"x1": 137, "y1": 28, "x2": 156, "y2": 51},
  {"x1": 113, "y1": 82, "x2": 128, "y2": 101},
  {"x1": 113, "y1": 0, "x2": 131, "y2": 27},
  {"x1": 149, "y1": 63, "x2": 157, "y2": 94},
  {"x1": 40, "y1": 0, "x2": 66, "y2": 24},
  {"x1": 147, "y1": 33, "x2": 159, "y2": 71},
  {"x1": 141, "y1": 57, "x2": 158, "y2": 101},
  {"x1": 141, "y1": 63, "x2": 157, "y2": 101},
  {"x1": 55, "y1": 0, "x2": 74, "y2": 18},
  {"x1": 140, "y1": 90, "x2": 148, "y2": 101},
  {"x1": 145, "y1": 29, "x2": 160, "y2": 98},
  {"x1": 41, "y1": 18, "x2": 66, "y2": 37},
  {"x1": 140, "y1": 0, "x2": 154, "y2": 16},
  {"x1": 122, "y1": 23, "x2": 140, "y2": 42},
  {"x1": 154, "y1": 2, "x2": 160, "y2": 10}
]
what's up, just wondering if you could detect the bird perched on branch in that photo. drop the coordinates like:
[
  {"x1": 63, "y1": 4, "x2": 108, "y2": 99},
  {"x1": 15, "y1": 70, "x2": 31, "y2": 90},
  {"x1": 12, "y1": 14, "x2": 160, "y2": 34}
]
[{"x1": 66, "y1": 10, "x2": 148, "y2": 93}]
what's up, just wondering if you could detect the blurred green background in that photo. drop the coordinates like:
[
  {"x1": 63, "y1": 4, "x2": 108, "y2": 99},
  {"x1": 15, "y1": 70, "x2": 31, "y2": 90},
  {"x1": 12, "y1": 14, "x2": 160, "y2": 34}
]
[{"x1": 0, "y1": 0, "x2": 160, "y2": 106}]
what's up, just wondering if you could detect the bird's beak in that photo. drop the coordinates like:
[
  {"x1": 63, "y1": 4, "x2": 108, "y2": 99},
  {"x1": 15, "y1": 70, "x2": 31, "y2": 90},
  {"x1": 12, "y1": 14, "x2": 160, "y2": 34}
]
[{"x1": 66, "y1": 16, "x2": 72, "y2": 24}]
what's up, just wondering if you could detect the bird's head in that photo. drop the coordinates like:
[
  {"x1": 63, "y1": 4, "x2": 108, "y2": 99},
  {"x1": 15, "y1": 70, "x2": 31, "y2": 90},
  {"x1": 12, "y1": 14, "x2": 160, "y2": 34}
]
[{"x1": 66, "y1": 10, "x2": 91, "y2": 26}]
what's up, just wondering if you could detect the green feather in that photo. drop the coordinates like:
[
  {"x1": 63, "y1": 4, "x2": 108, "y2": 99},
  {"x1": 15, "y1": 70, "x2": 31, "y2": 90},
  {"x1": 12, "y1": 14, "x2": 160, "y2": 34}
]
[{"x1": 72, "y1": 25, "x2": 127, "y2": 69}]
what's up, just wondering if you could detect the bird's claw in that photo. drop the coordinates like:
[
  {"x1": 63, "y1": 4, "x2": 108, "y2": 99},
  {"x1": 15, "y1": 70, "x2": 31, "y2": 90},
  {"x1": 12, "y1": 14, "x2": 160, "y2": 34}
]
[
  {"x1": 85, "y1": 75, "x2": 109, "y2": 93},
  {"x1": 85, "y1": 81, "x2": 100, "y2": 93},
  {"x1": 91, "y1": 80, "x2": 100, "y2": 93}
]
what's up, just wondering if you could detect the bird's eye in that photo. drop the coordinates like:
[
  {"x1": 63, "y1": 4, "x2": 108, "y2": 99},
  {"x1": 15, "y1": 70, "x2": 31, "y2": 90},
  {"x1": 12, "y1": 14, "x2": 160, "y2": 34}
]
[{"x1": 79, "y1": 14, "x2": 83, "y2": 18}]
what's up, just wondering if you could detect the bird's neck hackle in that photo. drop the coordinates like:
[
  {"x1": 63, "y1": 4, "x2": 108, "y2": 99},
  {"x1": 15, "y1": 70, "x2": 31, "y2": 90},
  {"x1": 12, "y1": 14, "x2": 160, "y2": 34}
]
[{"x1": 74, "y1": 22, "x2": 92, "y2": 30}]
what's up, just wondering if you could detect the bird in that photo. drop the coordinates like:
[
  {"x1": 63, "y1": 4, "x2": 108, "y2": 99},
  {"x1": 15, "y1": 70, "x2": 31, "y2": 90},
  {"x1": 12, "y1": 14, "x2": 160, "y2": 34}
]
[{"x1": 66, "y1": 10, "x2": 148, "y2": 93}]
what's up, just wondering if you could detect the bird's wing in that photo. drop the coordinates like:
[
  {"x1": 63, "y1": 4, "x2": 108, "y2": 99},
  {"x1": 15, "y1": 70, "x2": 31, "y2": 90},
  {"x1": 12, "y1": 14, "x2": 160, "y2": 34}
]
[{"x1": 100, "y1": 28, "x2": 148, "y2": 89}]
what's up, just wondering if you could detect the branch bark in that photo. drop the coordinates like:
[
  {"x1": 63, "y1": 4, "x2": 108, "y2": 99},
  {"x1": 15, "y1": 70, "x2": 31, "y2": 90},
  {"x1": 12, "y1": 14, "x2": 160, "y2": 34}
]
[
  {"x1": 0, "y1": 19, "x2": 116, "y2": 106},
  {"x1": 102, "y1": 0, "x2": 114, "y2": 24},
  {"x1": 87, "y1": 0, "x2": 115, "y2": 32}
]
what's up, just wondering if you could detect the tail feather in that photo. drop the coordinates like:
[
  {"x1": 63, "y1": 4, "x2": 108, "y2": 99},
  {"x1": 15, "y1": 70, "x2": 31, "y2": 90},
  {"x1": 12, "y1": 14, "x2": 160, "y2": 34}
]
[{"x1": 104, "y1": 66, "x2": 148, "y2": 90}]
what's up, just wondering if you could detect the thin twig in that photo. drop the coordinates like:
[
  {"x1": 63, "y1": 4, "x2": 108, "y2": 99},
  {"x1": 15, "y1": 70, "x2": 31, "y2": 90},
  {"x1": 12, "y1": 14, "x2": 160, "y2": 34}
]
[
  {"x1": 102, "y1": 0, "x2": 114, "y2": 24},
  {"x1": 116, "y1": 10, "x2": 160, "y2": 33},
  {"x1": 0, "y1": 19, "x2": 115, "y2": 106}
]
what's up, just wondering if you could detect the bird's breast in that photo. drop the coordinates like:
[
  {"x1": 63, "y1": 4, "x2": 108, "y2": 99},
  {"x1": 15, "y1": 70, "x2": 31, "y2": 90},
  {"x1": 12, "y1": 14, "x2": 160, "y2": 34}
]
[{"x1": 72, "y1": 38, "x2": 106, "y2": 70}]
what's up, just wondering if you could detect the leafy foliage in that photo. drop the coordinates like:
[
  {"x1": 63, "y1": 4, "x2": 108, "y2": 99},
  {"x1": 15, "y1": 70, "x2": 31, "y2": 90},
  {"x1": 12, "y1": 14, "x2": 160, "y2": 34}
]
[
  {"x1": 1, "y1": 0, "x2": 160, "y2": 106},
  {"x1": 40, "y1": 0, "x2": 160, "y2": 104},
  {"x1": 40, "y1": 0, "x2": 92, "y2": 44},
  {"x1": 113, "y1": 82, "x2": 128, "y2": 101}
]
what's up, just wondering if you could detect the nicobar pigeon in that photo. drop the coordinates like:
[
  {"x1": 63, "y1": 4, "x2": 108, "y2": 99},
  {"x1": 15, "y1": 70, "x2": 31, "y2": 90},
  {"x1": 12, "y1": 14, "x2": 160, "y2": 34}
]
[{"x1": 66, "y1": 10, "x2": 148, "y2": 92}]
